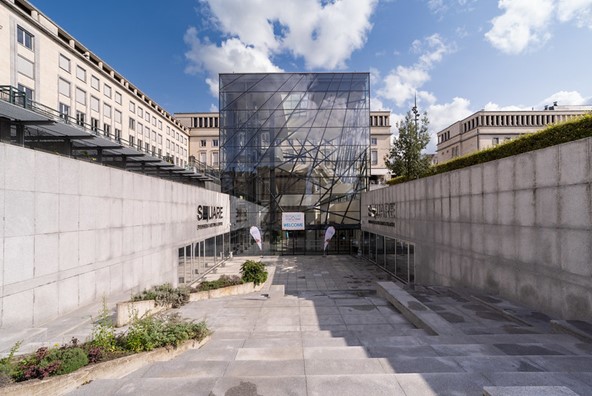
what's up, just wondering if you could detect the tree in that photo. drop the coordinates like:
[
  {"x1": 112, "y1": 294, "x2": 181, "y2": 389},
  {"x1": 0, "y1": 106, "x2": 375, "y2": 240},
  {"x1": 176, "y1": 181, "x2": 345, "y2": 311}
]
[{"x1": 385, "y1": 110, "x2": 431, "y2": 180}]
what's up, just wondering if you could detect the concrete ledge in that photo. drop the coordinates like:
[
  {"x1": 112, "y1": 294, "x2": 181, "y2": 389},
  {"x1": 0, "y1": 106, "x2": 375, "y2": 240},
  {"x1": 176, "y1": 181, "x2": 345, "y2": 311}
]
[
  {"x1": 483, "y1": 386, "x2": 579, "y2": 395},
  {"x1": 551, "y1": 320, "x2": 592, "y2": 343},
  {"x1": 115, "y1": 300, "x2": 169, "y2": 327},
  {"x1": 189, "y1": 281, "x2": 265, "y2": 302},
  {"x1": 376, "y1": 281, "x2": 460, "y2": 336},
  {"x1": 0, "y1": 336, "x2": 210, "y2": 396}
]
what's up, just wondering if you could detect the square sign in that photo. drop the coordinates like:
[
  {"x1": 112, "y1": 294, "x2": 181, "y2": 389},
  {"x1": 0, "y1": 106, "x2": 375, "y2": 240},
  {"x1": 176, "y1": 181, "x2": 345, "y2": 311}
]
[{"x1": 282, "y1": 212, "x2": 305, "y2": 230}]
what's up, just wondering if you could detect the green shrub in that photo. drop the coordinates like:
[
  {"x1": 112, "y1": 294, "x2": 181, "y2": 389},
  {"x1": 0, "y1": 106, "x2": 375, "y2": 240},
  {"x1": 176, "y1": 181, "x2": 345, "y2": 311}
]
[
  {"x1": 388, "y1": 114, "x2": 592, "y2": 184},
  {"x1": 240, "y1": 260, "x2": 268, "y2": 286},
  {"x1": 131, "y1": 283, "x2": 190, "y2": 308},
  {"x1": 121, "y1": 313, "x2": 210, "y2": 352},
  {"x1": 195, "y1": 275, "x2": 244, "y2": 291},
  {"x1": 89, "y1": 299, "x2": 118, "y2": 353},
  {"x1": 46, "y1": 348, "x2": 88, "y2": 376}
]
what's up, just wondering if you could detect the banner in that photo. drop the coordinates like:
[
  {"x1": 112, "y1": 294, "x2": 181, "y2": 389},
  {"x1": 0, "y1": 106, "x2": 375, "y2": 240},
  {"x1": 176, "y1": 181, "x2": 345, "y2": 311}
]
[
  {"x1": 282, "y1": 212, "x2": 305, "y2": 230},
  {"x1": 324, "y1": 226, "x2": 335, "y2": 251},
  {"x1": 249, "y1": 226, "x2": 262, "y2": 250}
]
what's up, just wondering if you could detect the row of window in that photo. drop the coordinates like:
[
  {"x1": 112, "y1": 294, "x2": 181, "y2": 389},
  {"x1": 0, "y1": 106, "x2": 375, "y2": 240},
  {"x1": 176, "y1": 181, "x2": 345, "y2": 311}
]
[
  {"x1": 370, "y1": 114, "x2": 389, "y2": 127},
  {"x1": 192, "y1": 116, "x2": 219, "y2": 128},
  {"x1": 463, "y1": 113, "x2": 580, "y2": 133},
  {"x1": 199, "y1": 139, "x2": 219, "y2": 148}
]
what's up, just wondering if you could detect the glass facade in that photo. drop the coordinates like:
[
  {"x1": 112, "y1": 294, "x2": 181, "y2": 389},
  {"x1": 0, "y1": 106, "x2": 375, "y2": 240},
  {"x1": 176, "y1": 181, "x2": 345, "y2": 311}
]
[
  {"x1": 220, "y1": 73, "x2": 370, "y2": 255},
  {"x1": 361, "y1": 231, "x2": 415, "y2": 284}
]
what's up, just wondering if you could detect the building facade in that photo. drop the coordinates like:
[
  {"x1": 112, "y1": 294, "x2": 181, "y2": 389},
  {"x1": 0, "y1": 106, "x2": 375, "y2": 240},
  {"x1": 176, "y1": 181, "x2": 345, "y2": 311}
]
[
  {"x1": 176, "y1": 109, "x2": 392, "y2": 186},
  {"x1": 436, "y1": 106, "x2": 592, "y2": 163},
  {"x1": 219, "y1": 72, "x2": 370, "y2": 255},
  {"x1": 1, "y1": 0, "x2": 190, "y2": 167}
]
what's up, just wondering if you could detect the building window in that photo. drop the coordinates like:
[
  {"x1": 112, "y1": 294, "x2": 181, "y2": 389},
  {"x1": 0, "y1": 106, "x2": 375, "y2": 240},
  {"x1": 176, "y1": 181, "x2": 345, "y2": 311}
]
[
  {"x1": 212, "y1": 152, "x2": 219, "y2": 166},
  {"x1": 371, "y1": 137, "x2": 377, "y2": 145},
  {"x1": 138, "y1": 138, "x2": 143, "y2": 150},
  {"x1": 138, "y1": 107, "x2": 143, "y2": 117},
  {"x1": 158, "y1": 120, "x2": 162, "y2": 130},
  {"x1": 103, "y1": 123, "x2": 110, "y2": 137},
  {"x1": 115, "y1": 91, "x2": 122, "y2": 104},
  {"x1": 129, "y1": 135, "x2": 135, "y2": 147},
  {"x1": 144, "y1": 112, "x2": 150, "y2": 122},
  {"x1": 58, "y1": 78, "x2": 70, "y2": 97},
  {"x1": 59, "y1": 54, "x2": 70, "y2": 73},
  {"x1": 115, "y1": 128, "x2": 121, "y2": 142},
  {"x1": 104, "y1": 103, "x2": 111, "y2": 119},
  {"x1": 371, "y1": 150, "x2": 378, "y2": 165},
  {"x1": 129, "y1": 118, "x2": 135, "y2": 130},
  {"x1": 90, "y1": 96, "x2": 100, "y2": 112},
  {"x1": 138, "y1": 123, "x2": 143, "y2": 136},
  {"x1": 59, "y1": 103, "x2": 69, "y2": 120},
  {"x1": 152, "y1": 116, "x2": 156, "y2": 126},
  {"x1": 200, "y1": 139, "x2": 206, "y2": 147},
  {"x1": 91, "y1": 75, "x2": 100, "y2": 91},
  {"x1": 17, "y1": 84, "x2": 33, "y2": 103},
  {"x1": 17, "y1": 55, "x2": 34, "y2": 78},
  {"x1": 145, "y1": 142, "x2": 150, "y2": 152},
  {"x1": 17, "y1": 26, "x2": 34, "y2": 50},
  {"x1": 115, "y1": 110, "x2": 122, "y2": 124},
  {"x1": 91, "y1": 117, "x2": 99, "y2": 132},
  {"x1": 212, "y1": 139, "x2": 219, "y2": 147},
  {"x1": 76, "y1": 111, "x2": 85, "y2": 126},
  {"x1": 75, "y1": 87, "x2": 86, "y2": 105},
  {"x1": 76, "y1": 66, "x2": 86, "y2": 82},
  {"x1": 129, "y1": 101, "x2": 135, "y2": 113},
  {"x1": 493, "y1": 137, "x2": 499, "y2": 145},
  {"x1": 104, "y1": 84, "x2": 111, "y2": 98}
]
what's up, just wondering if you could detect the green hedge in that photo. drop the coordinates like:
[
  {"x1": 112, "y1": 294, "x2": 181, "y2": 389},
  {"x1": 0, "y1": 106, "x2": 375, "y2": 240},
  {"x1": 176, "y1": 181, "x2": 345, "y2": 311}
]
[{"x1": 387, "y1": 114, "x2": 592, "y2": 185}]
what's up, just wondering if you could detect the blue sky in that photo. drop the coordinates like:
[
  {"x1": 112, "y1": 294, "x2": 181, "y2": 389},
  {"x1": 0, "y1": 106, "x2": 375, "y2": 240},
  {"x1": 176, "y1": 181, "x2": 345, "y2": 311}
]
[{"x1": 31, "y1": 0, "x2": 592, "y2": 151}]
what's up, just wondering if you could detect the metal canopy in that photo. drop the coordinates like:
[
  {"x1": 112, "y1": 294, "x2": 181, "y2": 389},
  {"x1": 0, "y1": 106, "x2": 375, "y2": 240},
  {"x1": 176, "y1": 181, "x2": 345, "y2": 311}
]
[
  {"x1": 0, "y1": 100, "x2": 53, "y2": 123},
  {"x1": 35, "y1": 123, "x2": 95, "y2": 139}
]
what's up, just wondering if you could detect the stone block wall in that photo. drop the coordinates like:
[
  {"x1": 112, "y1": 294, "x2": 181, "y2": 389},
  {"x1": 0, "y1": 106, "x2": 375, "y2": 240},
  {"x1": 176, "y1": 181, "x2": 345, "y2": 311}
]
[
  {"x1": 362, "y1": 137, "x2": 592, "y2": 320},
  {"x1": 0, "y1": 143, "x2": 230, "y2": 329}
]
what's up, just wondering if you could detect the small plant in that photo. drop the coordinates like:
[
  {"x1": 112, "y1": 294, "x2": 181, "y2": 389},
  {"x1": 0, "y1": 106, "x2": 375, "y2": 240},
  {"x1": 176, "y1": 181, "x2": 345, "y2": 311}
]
[
  {"x1": 195, "y1": 275, "x2": 243, "y2": 291},
  {"x1": 240, "y1": 260, "x2": 268, "y2": 286},
  {"x1": 0, "y1": 341, "x2": 21, "y2": 386},
  {"x1": 89, "y1": 298, "x2": 118, "y2": 353},
  {"x1": 131, "y1": 283, "x2": 190, "y2": 308},
  {"x1": 121, "y1": 313, "x2": 209, "y2": 352}
]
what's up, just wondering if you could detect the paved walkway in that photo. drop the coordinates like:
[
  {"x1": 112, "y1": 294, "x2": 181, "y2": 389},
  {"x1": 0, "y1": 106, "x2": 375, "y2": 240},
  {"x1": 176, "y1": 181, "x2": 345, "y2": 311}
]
[
  {"x1": 2, "y1": 255, "x2": 592, "y2": 395},
  {"x1": 67, "y1": 255, "x2": 592, "y2": 396}
]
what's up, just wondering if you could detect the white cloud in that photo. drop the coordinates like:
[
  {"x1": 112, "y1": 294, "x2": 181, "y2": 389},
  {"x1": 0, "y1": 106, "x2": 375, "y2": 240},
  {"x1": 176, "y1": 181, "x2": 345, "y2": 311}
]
[
  {"x1": 425, "y1": 97, "x2": 473, "y2": 151},
  {"x1": 185, "y1": 0, "x2": 378, "y2": 95},
  {"x1": 556, "y1": 0, "x2": 592, "y2": 28},
  {"x1": 209, "y1": 103, "x2": 219, "y2": 112},
  {"x1": 184, "y1": 29, "x2": 282, "y2": 96},
  {"x1": 539, "y1": 90, "x2": 591, "y2": 106},
  {"x1": 483, "y1": 102, "x2": 529, "y2": 111},
  {"x1": 377, "y1": 34, "x2": 453, "y2": 107},
  {"x1": 486, "y1": 0, "x2": 592, "y2": 54},
  {"x1": 485, "y1": 0, "x2": 555, "y2": 54}
]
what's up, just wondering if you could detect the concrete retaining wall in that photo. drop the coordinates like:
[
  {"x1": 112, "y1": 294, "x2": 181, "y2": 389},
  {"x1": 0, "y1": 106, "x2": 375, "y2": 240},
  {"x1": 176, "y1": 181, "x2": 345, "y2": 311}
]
[
  {"x1": 362, "y1": 137, "x2": 592, "y2": 320},
  {"x1": 0, "y1": 143, "x2": 230, "y2": 329}
]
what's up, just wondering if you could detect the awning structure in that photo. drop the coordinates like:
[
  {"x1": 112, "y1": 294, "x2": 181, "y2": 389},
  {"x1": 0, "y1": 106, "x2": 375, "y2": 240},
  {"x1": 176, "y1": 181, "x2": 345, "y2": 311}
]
[{"x1": 0, "y1": 87, "x2": 219, "y2": 184}]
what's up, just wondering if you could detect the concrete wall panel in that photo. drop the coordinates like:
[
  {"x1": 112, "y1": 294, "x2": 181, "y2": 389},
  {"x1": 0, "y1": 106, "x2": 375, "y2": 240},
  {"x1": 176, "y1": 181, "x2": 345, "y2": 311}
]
[{"x1": 363, "y1": 137, "x2": 592, "y2": 320}]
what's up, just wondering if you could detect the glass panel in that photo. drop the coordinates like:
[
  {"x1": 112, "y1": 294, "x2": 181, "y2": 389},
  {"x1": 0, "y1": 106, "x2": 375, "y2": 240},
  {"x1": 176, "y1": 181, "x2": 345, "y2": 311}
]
[
  {"x1": 385, "y1": 238, "x2": 397, "y2": 274},
  {"x1": 220, "y1": 73, "x2": 369, "y2": 255},
  {"x1": 408, "y1": 243, "x2": 415, "y2": 284}
]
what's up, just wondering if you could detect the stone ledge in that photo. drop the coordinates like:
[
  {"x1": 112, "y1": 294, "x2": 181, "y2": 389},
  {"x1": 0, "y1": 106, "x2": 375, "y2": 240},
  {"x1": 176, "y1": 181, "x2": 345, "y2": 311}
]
[
  {"x1": 0, "y1": 336, "x2": 210, "y2": 396},
  {"x1": 376, "y1": 281, "x2": 460, "y2": 336},
  {"x1": 551, "y1": 320, "x2": 592, "y2": 343},
  {"x1": 189, "y1": 281, "x2": 265, "y2": 301},
  {"x1": 115, "y1": 300, "x2": 169, "y2": 327},
  {"x1": 483, "y1": 385, "x2": 579, "y2": 396}
]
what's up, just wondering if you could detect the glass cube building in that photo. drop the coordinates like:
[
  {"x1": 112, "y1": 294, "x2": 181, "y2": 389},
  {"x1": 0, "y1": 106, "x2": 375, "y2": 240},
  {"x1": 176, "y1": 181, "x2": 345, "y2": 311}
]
[{"x1": 220, "y1": 73, "x2": 370, "y2": 255}]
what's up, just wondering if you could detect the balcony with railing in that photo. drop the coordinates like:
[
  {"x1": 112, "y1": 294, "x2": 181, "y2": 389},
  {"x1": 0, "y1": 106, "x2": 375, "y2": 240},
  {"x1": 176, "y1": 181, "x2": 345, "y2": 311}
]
[{"x1": 0, "y1": 85, "x2": 220, "y2": 185}]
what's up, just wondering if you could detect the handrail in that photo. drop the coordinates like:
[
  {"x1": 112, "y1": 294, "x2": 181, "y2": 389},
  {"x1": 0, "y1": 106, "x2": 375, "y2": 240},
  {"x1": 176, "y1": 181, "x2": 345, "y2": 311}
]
[{"x1": 0, "y1": 85, "x2": 220, "y2": 182}]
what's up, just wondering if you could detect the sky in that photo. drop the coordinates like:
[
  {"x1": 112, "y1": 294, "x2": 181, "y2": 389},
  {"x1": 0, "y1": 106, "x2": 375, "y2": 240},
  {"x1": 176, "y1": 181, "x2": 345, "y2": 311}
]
[{"x1": 31, "y1": 0, "x2": 592, "y2": 152}]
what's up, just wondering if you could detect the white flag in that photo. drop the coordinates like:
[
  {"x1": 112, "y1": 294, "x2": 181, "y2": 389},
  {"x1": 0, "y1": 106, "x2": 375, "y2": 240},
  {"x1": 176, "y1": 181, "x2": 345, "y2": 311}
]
[
  {"x1": 324, "y1": 226, "x2": 335, "y2": 251},
  {"x1": 250, "y1": 226, "x2": 263, "y2": 250}
]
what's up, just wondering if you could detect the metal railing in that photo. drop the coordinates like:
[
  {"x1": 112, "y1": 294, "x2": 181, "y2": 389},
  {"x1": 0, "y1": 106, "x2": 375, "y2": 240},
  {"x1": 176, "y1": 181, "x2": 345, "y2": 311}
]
[{"x1": 0, "y1": 85, "x2": 220, "y2": 182}]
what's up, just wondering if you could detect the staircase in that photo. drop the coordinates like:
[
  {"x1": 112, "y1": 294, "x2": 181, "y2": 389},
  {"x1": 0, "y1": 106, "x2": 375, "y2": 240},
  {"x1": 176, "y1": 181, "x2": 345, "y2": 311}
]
[{"x1": 68, "y1": 283, "x2": 592, "y2": 395}]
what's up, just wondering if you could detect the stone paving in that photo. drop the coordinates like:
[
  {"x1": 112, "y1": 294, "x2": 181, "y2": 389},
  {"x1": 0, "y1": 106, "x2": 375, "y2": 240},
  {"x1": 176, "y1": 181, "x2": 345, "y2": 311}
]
[
  {"x1": 65, "y1": 255, "x2": 592, "y2": 395},
  {"x1": 3, "y1": 255, "x2": 592, "y2": 395}
]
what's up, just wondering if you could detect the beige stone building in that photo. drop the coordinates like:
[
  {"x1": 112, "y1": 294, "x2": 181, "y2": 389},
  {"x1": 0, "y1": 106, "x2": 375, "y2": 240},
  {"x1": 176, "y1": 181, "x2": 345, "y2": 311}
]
[
  {"x1": 175, "y1": 110, "x2": 393, "y2": 185},
  {"x1": 436, "y1": 105, "x2": 592, "y2": 163},
  {"x1": 1, "y1": 0, "x2": 189, "y2": 167}
]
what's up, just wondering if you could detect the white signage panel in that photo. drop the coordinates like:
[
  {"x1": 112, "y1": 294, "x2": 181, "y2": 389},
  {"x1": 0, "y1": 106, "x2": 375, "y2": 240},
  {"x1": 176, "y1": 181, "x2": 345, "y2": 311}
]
[{"x1": 282, "y1": 212, "x2": 305, "y2": 230}]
